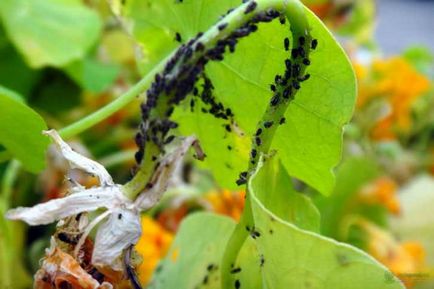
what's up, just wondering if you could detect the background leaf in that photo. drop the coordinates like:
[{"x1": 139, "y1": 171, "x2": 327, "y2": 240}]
[
  {"x1": 0, "y1": 86, "x2": 48, "y2": 172},
  {"x1": 149, "y1": 213, "x2": 235, "y2": 289},
  {"x1": 0, "y1": 0, "x2": 102, "y2": 68}
]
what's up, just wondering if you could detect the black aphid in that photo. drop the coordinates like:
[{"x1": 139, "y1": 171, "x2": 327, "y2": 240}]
[
  {"x1": 298, "y1": 74, "x2": 310, "y2": 82},
  {"x1": 203, "y1": 276, "x2": 209, "y2": 284},
  {"x1": 235, "y1": 279, "x2": 241, "y2": 289},
  {"x1": 207, "y1": 264, "x2": 215, "y2": 271},
  {"x1": 134, "y1": 150, "x2": 144, "y2": 164},
  {"x1": 299, "y1": 36, "x2": 305, "y2": 45},
  {"x1": 292, "y1": 64, "x2": 301, "y2": 77},
  {"x1": 118, "y1": 213, "x2": 122, "y2": 220},
  {"x1": 230, "y1": 267, "x2": 242, "y2": 274},
  {"x1": 260, "y1": 255, "x2": 265, "y2": 267},
  {"x1": 311, "y1": 39, "x2": 318, "y2": 49},
  {"x1": 292, "y1": 80, "x2": 300, "y2": 89},
  {"x1": 282, "y1": 87, "x2": 291, "y2": 99},
  {"x1": 276, "y1": 74, "x2": 284, "y2": 83},
  {"x1": 251, "y1": 149, "x2": 257, "y2": 158},
  {"x1": 279, "y1": 16, "x2": 286, "y2": 25},
  {"x1": 291, "y1": 48, "x2": 298, "y2": 58},
  {"x1": 218, "y1": 23, "x2": 228, "y2": 31},
  {"x1": 240, "y1": 171, "x2": 248, "y2": 178},
  {"x1": 255, "y1": 136, "x2": 262, "y2": 146},
  {"x1": 236, "y1": 178, "x2": 247, "y2": 186},
  {"x1": 270, "y1": 84, "x2": 276, "y2": 91},
  {"x1": 303, "y1": 58, "x2": 311, "y2": 65},
  {"x1": 195, "y1": 42, "x2": 205, "y2": 51},
  {"x1": 255, "y1": 128, "x2": 262, "y2": 136},
  {"x1": 299, "y1": 47, "x2": 306, "y2": 57},
  {"x1": 244, "y1": 1, "x2": 257, "y2": 14},
  {"x1": 285, "y1": 59, "x2": 292, "y2": 69},
  {"x1": 264, "y1": 121, "x2": 273, "y2": 128},
  {"x1": 190, "y1": 99, "x2": 195, "y2": 111},
  {"x1": 225, "y1": 124, "x2": 232, "y2": 132},
  {"x1": 270, "y1": 94, "x2": 280, "y2": 106},
  {"x1": 227, "y1": 145, "x2": 232, "y2": 150},
  {"x1": 57, "y1": 233, "x2": 79, "y2": 245},
  {"x1": 279, "y1": 117, "x2": 286, "y2": 124},
  {"x1": 164, "y1": 135, "x2": 175, "y2": 144},
  {"x1": 284, "y1": 37, "x2": 290, "y2": 51},
  {"x1": 175, "y1": 32, "x2": 182, "y2": 43}
]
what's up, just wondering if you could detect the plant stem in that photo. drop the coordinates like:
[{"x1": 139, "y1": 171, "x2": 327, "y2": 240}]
[
  {"x1": 0, "y1": 160, "x2": 29, "y2": 288},
  {"x1": 58, "y1": 58, "x2": 170, "y2": 139},
  {"x1": 219, "y1": 1, "x2": 311, "y2": 288}
]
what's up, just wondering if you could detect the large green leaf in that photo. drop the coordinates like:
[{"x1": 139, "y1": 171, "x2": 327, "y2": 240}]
[
  {"x1": 111, "y1": 0, "x2": 356, "y2": 196},
  {"x1": 149, "y1": 213, "x2": 235, "y2": 289},
  {"x1": 222, "y1": 156, "x2": 404, "y2": 289},
  {"x1": 0, "y1": 0, "x2": 102, "y2": 68},
  {"x1": 0, "y1": 86, "x2": 48, "y2": 172}
]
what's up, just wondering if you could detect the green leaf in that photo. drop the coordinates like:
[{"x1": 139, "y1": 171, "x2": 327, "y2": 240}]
[
  {"x1": 225, "y1": 156, "x2": 405, "y2": 289},
  {"x1": 65, "y1": 58, "x2": 120, "y2": 93},
  {"x1": 0, "y1": 28, "x2": 41, "y2": 98},
  {"x1": 149, "y1": 213, "x2": 235, "y2": 289},
  {"x1": 250, "y1": 154, "x2": 320, "y2": 232},
  {"x1": 0, "y1": 0, "x2": 102, "y2": 68},
  {"x1": 0, "y1": 86, "x2": 49, "y2": 172},
  {"x1": 113, "y1": 0, "x2": 356, "y2": 195}
]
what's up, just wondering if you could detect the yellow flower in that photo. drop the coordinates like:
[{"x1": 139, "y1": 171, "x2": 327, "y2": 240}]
[
  {"x1": 355, "y1": 57, "x2": 430, "y2": 140},
  {"x1": 361, "y1": 221, "x2": 426, "y2": 288},
  {"x1": 135, "y1": 216, "x2": 173, "y2": 286},
  {"x1": 205, "y1": 190, "x2": 245, "y2": 221},
  {"x1": 357, "y1": 177, "x2": 400, "y2": 215}
]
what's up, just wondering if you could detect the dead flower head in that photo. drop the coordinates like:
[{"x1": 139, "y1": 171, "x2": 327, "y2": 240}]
[{"x1": 6, "y1": 129, "x2": 201, "y2": 272}]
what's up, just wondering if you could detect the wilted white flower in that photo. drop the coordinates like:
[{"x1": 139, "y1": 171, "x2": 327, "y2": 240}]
[{"x1": 6, "y1": 129, "x2": 200, "y2": 271}]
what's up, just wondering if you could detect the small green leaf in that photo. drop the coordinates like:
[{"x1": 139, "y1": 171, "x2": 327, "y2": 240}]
[
  {"x1": 250, "y1": 154, "x2": 320, "y2": 232},
  {"x1": 0, "y1": 0, "x2": 102, "y2": 68},
  {"x1": 149, "y1": 213, "x2": 235, "y2": 289},
  {"x1": 0, "y1": 86, "x2": 49, "y2": 172}
]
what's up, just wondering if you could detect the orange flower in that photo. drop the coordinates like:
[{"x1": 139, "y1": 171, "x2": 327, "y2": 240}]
[
  {"x1": 205, "y1": 190, "x2": 245, "y2": 221},
  {"x1": 361, "y1": 221, "x2": 426, "y2": 288},
  {"x1": 358, "y1": 177, "x2": 400, "y2": 215},
  {"x1": 135, "y1": 216, "x2": 174, "y2": 286},
  {"x1": 355, "y1": 57, "x2": 430, "y2": 140}
]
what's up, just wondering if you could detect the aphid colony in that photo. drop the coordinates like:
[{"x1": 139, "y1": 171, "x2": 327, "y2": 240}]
[
  {"x1": 134, "y1": 0, "x2": 317, "y2": 193},
  {"x1": 135, "y1": 1, "x2": 284, "y2": 168},
  {"x1": 235, "y1": 8, "x2": 317, "y2": 186}
]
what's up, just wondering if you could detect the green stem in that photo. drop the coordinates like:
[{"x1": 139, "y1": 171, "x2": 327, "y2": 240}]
[
  {"x1": 99, "y1": 150, "x2": 135, "y2": 168},
  {"x1": 219, "y1": 1, "x2": 311, "y2": 288},
  {"x1": 0, "y1": 160, "x2": 24, "y2": 288},
  {"x1": 58, "y1": 57, "x2": 170, "y2": 139}
]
